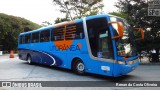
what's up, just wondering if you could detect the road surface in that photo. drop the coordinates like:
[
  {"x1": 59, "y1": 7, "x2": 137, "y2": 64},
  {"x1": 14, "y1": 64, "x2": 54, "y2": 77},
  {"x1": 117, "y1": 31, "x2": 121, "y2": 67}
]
[{"x1": 0, "y1": 54, "x2": 160, "y2": 90}]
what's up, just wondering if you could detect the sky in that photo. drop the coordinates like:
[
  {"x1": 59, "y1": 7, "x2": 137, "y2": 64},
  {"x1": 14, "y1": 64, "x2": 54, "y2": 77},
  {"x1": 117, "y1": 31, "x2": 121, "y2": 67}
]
[{"x1": 0, "y1": 0, "x2": 118, "y2": 25}]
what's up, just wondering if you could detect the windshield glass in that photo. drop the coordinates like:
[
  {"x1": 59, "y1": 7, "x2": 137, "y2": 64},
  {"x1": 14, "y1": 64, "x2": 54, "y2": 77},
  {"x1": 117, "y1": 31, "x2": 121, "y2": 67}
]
[{"x1": 110, "y1": 16, "x2": 138, "y2": 57}]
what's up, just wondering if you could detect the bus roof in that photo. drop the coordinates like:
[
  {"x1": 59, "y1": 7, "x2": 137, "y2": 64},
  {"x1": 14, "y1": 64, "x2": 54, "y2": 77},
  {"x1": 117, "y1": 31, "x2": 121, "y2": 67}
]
[
  {"x1": 107, "y1": 14, "x2": 125, "y2": 20},
  {"x1": 19, "y1": 14, "x2": 125, "y2": 36},
  {"x1": 19, "y1": 25, "x2": 54, "y2": 36}
]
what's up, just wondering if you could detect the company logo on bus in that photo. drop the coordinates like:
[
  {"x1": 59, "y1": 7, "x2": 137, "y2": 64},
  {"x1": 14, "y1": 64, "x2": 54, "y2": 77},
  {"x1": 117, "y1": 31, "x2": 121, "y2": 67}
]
[
  {"x1": 54, "y1": 40, "x2": 82, "y2": 51},
  {"x1": 50, "y1": 42, "x2": 82, "y2": 51}
]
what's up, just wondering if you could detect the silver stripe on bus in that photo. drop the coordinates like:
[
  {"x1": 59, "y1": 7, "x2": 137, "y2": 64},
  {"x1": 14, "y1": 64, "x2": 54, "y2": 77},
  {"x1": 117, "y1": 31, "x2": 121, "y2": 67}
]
[
  {"x1": 82, "y1": 17, "x2": 114, "y2": 63},
  {"x1": 37, "y1": 50, "x2": 56, "y2": 66}
]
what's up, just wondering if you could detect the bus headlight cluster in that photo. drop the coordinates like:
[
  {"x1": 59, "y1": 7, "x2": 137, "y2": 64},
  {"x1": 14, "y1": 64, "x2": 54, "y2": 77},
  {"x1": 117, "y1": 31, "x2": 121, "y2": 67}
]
[
  {"x1": 127, "y1": 61, "x2": 134, "y2": 65},
  {"x1": 126, "y1": 59, "x2": 139, "y2": 65},
  {"x1": 116, "y1": 59, "x2": 139, "y2": 65},
  {"x1": 117, "y1": 61, "x2": 125, "y2": 64}
]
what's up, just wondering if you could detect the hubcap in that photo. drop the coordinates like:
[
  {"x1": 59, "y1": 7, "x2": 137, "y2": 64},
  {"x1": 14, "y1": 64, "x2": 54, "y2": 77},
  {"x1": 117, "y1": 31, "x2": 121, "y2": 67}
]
[
  {"x1": 77, "y1": 62, "x2": 84, "y2": 71},
  {"x1": 28, "y1": 57, "x2": 31, "y2": 63}
]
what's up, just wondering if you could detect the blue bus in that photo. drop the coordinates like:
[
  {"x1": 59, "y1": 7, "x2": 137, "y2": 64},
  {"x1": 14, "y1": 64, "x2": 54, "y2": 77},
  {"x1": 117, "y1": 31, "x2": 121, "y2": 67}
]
[{"x1": 18, "y1": 14, "x2": 144, "y2": 77}]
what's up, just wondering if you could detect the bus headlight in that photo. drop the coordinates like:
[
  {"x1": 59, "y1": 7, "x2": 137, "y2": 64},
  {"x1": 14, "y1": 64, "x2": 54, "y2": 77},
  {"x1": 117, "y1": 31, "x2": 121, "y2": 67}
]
[
  {"x1": 117, "y1": 61, "x2": 125, "y2": 64},
  {"x1": 126, "y1": 59, "x2": 139, "y2": 65},
  {"x1": 127, "y1": 61, "x2": 134, "y2": 65}
]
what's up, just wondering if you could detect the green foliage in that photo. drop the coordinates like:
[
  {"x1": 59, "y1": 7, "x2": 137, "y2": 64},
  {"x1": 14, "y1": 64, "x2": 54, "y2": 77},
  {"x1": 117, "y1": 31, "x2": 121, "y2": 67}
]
[
  {"x1": 109, "y1": 11, "x2": 128, "y2": 19},
  {"x1": 41, "y1": 21, "x2": 52, "y2": 27},
  {"x1": 54, "y1": 17, "x2": 70, "y2": 24},
  {"x1": 53, "y1": 0, "x2": 104, "y2": 23},
  {"x1": 0, "y1": 13, "x2": 40, "y2": 51}
]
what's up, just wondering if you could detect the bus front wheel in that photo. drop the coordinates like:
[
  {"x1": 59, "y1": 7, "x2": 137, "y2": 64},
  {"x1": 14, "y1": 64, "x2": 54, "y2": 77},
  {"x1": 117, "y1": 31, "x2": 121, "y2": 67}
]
[
  {"x1": 73, "y1": 59, "x2": 85, "y2": 75},
  {"x1": 27, "y1": 55, "x2": 33, "y2": 65}
]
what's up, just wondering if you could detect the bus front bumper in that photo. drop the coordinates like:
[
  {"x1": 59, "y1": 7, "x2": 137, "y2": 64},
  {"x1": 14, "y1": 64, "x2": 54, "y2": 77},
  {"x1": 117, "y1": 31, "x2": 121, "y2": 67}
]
[{"x1": 113, "y1": 59, "x2": 140, "y2": 77}]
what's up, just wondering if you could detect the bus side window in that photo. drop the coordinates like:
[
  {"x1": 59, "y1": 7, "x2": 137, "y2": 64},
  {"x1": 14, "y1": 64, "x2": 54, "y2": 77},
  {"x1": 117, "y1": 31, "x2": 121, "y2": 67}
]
[
  {"x1": 19, "y1": 35, "x2": 25, "y2": 44},
  {"x1": 25, "y1": 34, "x2": 31, "y2": 44},
  {"x1": 75, "y1": 22, "x2": 84, "y2": 39},
  {"x1": 52, "y1": 26, "x2": 64, "y2": 41},
  {"x1": 32, "y1": 32, "x2": 39, "y2": 43},
  {"x1": 66, "y1": 24, "x2": 76, "y2": 40},
  {"x1": 40, "y1": 30, "x2": 50, "y2": 42},
  {"x1": 65, "y1": 22, "x2": 84, "y2": 40},
  {"x1": 51, "y1": 22, "x2": 84, "y2": 41}
]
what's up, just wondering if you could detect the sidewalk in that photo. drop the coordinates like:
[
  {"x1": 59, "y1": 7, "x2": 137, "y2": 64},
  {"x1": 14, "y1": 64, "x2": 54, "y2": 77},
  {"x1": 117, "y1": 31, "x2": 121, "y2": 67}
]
[
  {"x1": 0, "y1": 54, "x2": 18, "y2": 62},
  {"x1": 140, "y1": 56, "x2": 160, "y2": 65}
]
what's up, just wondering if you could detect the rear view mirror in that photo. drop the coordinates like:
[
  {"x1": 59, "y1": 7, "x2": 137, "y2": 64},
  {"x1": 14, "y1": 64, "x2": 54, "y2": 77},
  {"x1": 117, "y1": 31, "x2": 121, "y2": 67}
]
[
  {"x1": 132, "y1": 28, "x2": 144, "y2": 40},
  {"x1": 108, "y1": 22, "x2": 124, "y2": 39}
]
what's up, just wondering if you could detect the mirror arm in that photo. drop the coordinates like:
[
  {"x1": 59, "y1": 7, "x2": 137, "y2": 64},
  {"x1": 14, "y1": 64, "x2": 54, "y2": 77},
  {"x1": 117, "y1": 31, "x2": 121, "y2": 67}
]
[
  {"x1": 108, "y1": 22, "x2": 124, "y2": 39},
  {"x1": 133, "y1": 28, "x2": 144, "y2": 40}
]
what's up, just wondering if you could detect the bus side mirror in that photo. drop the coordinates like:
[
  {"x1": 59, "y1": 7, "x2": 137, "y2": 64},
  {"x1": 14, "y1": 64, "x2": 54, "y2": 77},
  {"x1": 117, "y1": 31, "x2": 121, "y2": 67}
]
[
  {"x1": 108, "y1": 22, "x2": 124, "y2": 39},
  {"x1": 132, "y1": 28, "x2": 144, "y2": 40}
]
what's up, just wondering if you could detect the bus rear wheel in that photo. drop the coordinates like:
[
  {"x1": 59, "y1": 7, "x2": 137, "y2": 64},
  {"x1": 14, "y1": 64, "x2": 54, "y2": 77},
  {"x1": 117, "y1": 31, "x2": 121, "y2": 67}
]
[
  {"x1": 27, "y1": 55, "x2": 33, "y2": 65},
  {"x1": 73, "y1": 59, "x2": 85, "y2": 75}
]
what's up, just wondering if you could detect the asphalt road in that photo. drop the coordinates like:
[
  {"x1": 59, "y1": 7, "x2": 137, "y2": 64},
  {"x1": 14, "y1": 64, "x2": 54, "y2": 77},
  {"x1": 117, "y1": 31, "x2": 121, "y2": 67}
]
[{"x1": 0, "y1": 55, "x2": 160, "y2": 90}]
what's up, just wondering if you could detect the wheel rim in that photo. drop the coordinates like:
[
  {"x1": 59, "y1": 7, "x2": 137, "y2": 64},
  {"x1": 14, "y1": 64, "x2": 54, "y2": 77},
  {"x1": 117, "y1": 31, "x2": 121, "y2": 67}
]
[
  {"x1": 77, "y1": 62, "x2": 84, "y2": 72},
  {"x1": 28, "y1": 57, "x2": 31, "y2": 64}
]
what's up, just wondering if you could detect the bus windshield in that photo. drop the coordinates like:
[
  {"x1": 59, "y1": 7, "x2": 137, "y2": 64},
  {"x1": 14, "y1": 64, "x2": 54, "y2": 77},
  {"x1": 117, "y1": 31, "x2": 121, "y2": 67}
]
[{"x1": 110, "y1": 16, "x2": 138, "y2": 57}]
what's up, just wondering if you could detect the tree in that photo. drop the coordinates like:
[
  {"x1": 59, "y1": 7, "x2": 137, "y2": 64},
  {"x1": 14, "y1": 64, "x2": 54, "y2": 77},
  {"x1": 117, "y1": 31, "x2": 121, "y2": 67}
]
[
  {"x1": 109, "y1": 11, "x2": 128, "y2": 19},
  {"x1": 54, "y1": 17, "x2": 70, "y2": 24},
  {"x1": 0, "y1": 13, "x2": 40, "y2": 52},
  {"x1": 115, "y1": 0, "x2": 160, "y2": 61},
  {"x1": 53, "y1": 0, "x2": 104, "y2": 21},
  {"x1": 41, "y1": 21, "x2": 52, "y2": 27}
]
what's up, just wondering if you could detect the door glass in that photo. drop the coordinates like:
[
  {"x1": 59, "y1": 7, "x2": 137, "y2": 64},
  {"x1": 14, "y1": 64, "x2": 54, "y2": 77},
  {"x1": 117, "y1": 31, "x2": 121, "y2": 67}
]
[
  {"x1": 86, "y1": 17, "x2": 113, "y2": 59},
  {"x1": 98, "y1": 31, "x2": 113, "y2": 59}
]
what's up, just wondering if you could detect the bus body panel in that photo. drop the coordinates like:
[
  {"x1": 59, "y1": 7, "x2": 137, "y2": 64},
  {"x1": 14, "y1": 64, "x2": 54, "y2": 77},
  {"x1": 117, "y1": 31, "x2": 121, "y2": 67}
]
[
  {"x1": 113, "y1": 60, "x2": 139, "y2": 77},
  {"x1": 85, "y1": 59, "x2": 114, "y2": 76},
  {"x1": 82, "y1": 15, "x2": 115, "y2": 76},
  {"x1": 18, "y1": 48, "x2": 63, "y2": 66}
]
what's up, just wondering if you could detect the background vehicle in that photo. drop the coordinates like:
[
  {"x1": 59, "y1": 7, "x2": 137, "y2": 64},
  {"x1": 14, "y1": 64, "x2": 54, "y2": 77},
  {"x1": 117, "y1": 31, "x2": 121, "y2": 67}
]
[{"x1": 18, "y1": 14, "x2": 144, "y2": 77}]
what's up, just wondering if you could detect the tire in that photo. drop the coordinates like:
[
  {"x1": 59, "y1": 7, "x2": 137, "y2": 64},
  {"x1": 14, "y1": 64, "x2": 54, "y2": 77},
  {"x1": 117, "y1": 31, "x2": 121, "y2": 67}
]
[
  {"x1": 27, "y1": 55, "x2": 33, "y2": 65},
  {"x1": 73, "y1": 59, "x2": 85, "y2": 75}
]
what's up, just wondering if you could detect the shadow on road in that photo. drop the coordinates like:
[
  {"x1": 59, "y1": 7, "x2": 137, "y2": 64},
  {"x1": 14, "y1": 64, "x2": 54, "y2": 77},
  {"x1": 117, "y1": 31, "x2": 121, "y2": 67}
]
[
  {"x1": 21, "y1": 62, "x2": 136, "y2": 82},
  {"x1": 88, "y1": 74, "x2": 137, "y2": 82}
]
